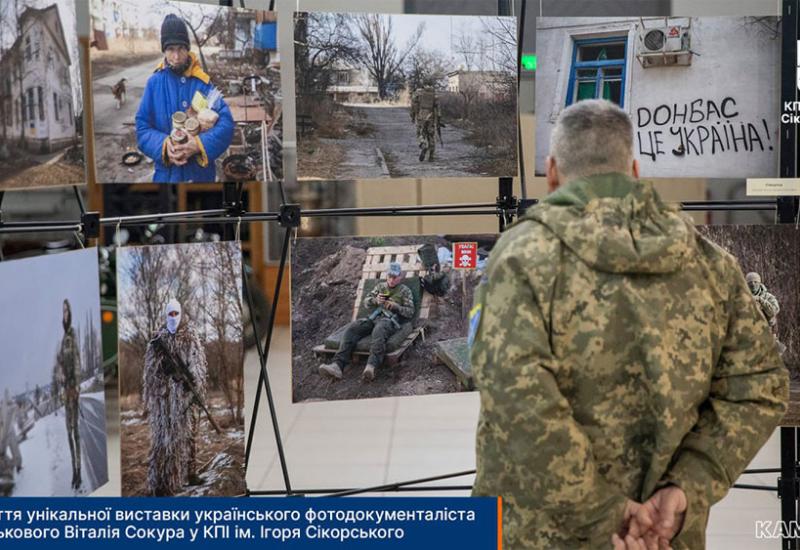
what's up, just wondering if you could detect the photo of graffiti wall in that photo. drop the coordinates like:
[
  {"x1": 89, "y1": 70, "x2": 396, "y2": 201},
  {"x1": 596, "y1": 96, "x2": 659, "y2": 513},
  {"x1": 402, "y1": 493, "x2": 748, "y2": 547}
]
[
  {"x1": 292, "y1": 234, "x2": 497, "y2": 402},
  {"x1": 535, "y1": 16, "x2": 780, "y2": 178}
]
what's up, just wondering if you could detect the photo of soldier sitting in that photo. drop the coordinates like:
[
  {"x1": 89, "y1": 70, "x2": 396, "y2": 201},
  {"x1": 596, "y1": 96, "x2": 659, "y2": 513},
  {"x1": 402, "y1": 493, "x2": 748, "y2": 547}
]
[{"x1": 319, "y1": 262, "x2": 416, "y2": 382}]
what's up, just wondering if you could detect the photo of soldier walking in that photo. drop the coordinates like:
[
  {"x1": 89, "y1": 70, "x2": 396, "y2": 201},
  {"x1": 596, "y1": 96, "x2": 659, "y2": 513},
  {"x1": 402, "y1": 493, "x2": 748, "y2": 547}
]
[
  {"x1": 295, "y1": 12, "x2": 518, "y2": 180},
  {"x1": 410, "y1": 87, "x2": 442, "y2": 162},
  {"x1": 117, "y1": 242, "x2": 246, "y2": 496},
  {"x1": 0, "y1": 249, "x2": 108, "y2": 496}
]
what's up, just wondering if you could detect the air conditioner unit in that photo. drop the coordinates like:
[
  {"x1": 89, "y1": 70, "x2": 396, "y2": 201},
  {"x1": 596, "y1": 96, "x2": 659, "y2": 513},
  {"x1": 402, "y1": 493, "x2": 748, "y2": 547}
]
[
  {"x1": 637, "y1": 23, "x2": 692, "y2": 67},
  {"x1": 641, "y1": 26, "x2": 687, "y2": 53}
]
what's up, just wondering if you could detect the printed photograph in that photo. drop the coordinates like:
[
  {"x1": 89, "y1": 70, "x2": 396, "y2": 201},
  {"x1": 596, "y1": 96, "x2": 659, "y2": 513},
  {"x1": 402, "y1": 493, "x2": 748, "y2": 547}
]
[
  {"x1": 0, "y1": 249, "x2": 107, "y2": 496},
  {"x1": 295, "y1": 12, "x2": 518, "y2": 180},
  {"x1": 90, "y1": 0, "x2": 281, "y2": 184},
  {"x1": 0, "y1": 0, "x2": 85, "y2": 190},
  {"x1": 292, "y1": 234, "x2": 497, "y2": 402},
  {"x1": 535, "y1": 16, "x2": 780, "y2": 179},
  {"x1": 117, "y1": 241, "x2": 246, "y2": 496},
  {"x1": 697, "y1": 225, "x2": 800, "y2": 425}
]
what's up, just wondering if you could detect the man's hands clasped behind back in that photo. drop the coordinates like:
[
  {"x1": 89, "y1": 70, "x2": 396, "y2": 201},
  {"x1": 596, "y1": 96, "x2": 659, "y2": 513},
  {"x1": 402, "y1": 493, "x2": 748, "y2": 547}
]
[{"x1": 611, "y1": 486, "x2": 688, "y2": 550}]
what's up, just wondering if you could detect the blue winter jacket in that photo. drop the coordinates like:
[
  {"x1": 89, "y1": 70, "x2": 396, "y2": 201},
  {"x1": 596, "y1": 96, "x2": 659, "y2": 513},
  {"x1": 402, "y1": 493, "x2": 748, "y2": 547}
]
[{"x1": 135, "y1": 53, "x2": 235, "y2": 183}]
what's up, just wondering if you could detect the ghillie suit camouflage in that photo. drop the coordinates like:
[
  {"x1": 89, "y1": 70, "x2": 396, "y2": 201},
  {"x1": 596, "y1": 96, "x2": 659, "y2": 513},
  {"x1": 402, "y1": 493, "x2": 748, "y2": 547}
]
[{"x1": 143, "y1": 313, "x2": 208, "y2": 497}]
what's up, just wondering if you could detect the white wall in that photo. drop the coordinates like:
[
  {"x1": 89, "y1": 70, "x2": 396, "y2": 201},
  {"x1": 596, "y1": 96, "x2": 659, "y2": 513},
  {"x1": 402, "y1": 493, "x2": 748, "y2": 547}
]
[{"x1": 535, "y1": 16, "x2": 780, "y2": 179}]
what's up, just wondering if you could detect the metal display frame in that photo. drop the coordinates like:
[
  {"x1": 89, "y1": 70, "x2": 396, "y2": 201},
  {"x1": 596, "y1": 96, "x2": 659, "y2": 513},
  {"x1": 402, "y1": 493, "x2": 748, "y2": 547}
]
[{"x1": 0, "y1": 0, "x2": 796, "y2": 547}]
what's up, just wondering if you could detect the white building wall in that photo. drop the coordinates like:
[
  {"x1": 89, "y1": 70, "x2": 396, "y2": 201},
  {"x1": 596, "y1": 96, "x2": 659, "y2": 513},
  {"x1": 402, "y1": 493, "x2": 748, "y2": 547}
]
[{"x1": 535, "y1": 16, "x2": 780, "y2": 179}]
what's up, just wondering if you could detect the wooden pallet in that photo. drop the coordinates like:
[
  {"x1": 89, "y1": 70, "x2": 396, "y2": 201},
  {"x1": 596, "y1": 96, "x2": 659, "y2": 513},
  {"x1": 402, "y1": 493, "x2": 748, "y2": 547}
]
[{"x1": 353, "y1": 245, "x2": 432, "y2": 321}]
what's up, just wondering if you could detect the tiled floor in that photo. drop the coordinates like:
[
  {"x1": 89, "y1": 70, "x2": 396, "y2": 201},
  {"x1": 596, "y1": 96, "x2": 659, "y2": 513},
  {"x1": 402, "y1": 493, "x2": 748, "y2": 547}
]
[{"x1": 96, "y1": 327, "x2": 785, "y2": 548}]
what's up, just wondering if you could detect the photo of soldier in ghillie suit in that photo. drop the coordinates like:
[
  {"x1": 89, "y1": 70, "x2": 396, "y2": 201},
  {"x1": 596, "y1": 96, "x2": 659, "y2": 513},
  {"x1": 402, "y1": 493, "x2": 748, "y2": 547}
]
[
  {"x1": 117, "y1": 242, "x2": 246, "y2": 496},
  {"x1": 0, "y1": 249, "x2": 108, "y2": 496},
  {"x1": 292, "y1": 234, "x2": 496, "y2": 402},
  {"x1": 143, "y1": 299, "x2": 209, "y2": 496},
  {"x1": 57, "y1": 299, "x2": 82, "y2": 491},
  {"x1": 746, "y1": 271, "x2": 786, "y2": 355},
  {"x1": 410, "y1": 87, "x2": 442, "y2": 162},
  {"x1": 697, "y1": 225, "x2": 800, "y2": 425}
]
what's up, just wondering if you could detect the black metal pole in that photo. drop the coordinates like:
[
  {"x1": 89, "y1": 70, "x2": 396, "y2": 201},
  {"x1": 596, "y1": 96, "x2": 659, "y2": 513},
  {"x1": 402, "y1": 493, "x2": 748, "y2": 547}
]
[
  {"x1": 250, "y1": 485, "x2": 474, "y2": 496},
  {"x1": 780, "y1": 3, "x2": 800, "y2": 548},
  {"x1": 327, "y1": 470, "x2": 477, "y2": 498},
  {"x1": 517, "y1": 0, "x2": 527, "y2": 200},
  {"x1": 245, "y1": 226, "x2": 293, "y2": 495},
  {"x1": 73, "y1": 185, "x2": 86, "y2": 215}
]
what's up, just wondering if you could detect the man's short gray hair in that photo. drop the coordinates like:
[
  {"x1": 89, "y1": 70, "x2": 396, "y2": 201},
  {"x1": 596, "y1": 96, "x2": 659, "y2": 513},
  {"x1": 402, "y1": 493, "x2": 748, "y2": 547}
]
[{"x1": 550, "y1": 99, "x2": 634, "y2": 180}]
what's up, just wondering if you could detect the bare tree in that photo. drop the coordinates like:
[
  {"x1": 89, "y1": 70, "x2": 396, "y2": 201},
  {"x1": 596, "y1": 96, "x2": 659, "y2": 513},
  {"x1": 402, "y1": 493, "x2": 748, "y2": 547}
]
[
  {"x1": 170, "y1": 4, "x2": 225, "y2": 73},
  {"x1": 480, "y1": 16, "x2": 517, "y2": 77},
  {"x1": 200, "y1": 243, "x2": 244, "y2": 422},
  {"x1": 405, "y1": 47, "x2": 447, "y2": 92},
  {"x1": 354, "y1": 14, "x2": 424, "y2": 100},
  {"x1": 12, "y1": 0, "x2": 36, "y2": 146},
  {"x1": 295, "y1": 12, "x2": 360, "y2": 96}
]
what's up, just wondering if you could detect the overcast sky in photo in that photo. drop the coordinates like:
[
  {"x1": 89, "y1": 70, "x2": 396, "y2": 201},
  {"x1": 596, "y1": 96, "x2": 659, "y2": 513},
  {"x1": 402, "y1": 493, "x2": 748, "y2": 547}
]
[
  {"x1": 0, "y1": 248, "x2": 100, "y2": 397},
  {"x1": 335, "y1": 12, "x2": 517, "y2": 68},
  {"x1": 0, "y1": 0, "x2": 82, "y2": 111}
]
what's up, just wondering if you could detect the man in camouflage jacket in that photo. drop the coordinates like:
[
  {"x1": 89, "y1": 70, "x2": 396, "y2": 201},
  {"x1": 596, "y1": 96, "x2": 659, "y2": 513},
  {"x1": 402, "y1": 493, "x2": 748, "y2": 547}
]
[
  {"x1": 470, "y1": 99, "x2": 788, "y2": 549},
  {"x1": 57, "y1": 299, "x2": 82, "y2": 491},
  {"x1": 319, "y1": 262, "x2": 416, "y2": 382}
]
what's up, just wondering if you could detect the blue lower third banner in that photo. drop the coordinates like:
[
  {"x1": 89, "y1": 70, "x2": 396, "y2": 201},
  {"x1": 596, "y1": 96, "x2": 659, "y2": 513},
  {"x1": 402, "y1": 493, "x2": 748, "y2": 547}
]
[{"x1": 0, "y1": 497, "x2": 500, "y2": 549}]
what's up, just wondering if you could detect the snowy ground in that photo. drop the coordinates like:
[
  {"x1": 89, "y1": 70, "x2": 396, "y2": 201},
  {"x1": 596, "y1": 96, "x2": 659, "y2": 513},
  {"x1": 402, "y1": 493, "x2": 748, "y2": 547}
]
[{"x1": 13, "y1": 392, "x2": 109, "y2": 496}]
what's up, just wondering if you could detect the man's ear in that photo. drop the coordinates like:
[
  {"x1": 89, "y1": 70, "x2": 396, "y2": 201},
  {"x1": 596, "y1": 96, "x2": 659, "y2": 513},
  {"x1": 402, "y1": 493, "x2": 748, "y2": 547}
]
[
  {"x1": 632, "y1": 158, "x2": 640, "y2": 179},
  {"x1": 546, "y1": 156, "x2": 560, "y2": 193}
]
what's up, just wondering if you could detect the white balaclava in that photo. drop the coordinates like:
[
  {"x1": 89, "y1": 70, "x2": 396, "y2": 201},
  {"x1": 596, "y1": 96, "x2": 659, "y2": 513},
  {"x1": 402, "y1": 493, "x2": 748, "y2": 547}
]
[{"x1": 165, "y1": 298, "x2": 182, "y2": 334}]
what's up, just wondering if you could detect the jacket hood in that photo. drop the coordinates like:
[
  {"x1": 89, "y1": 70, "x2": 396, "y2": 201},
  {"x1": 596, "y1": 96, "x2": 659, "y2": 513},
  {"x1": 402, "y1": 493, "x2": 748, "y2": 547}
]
[
  {"x1": 155, "y1": 52, "x2": 210, "y2": 84},
  {"x1": 525, "y1": 173, "x2": 695, "y2": 274}
]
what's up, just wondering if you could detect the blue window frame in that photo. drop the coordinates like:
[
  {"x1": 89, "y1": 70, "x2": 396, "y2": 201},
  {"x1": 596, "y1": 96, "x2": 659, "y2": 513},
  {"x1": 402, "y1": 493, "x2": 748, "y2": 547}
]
[{"x1": 565, "y1": 36, "x2": 628, "y2": 108}]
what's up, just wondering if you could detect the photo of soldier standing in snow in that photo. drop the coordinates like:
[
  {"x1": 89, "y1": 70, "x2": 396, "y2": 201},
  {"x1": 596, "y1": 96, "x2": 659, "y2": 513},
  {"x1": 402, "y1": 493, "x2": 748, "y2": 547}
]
[
  {"x1": 0, "y1": 249, "x2": 108, "y2": 497},
  {"x1": 57, "y1": 299, "x2": 82, "y2": 491},
  {"x1": 143, "y1": 299, "x2": 209, "y2": 496},
  {"x1": 135, "y1": 14, "x2": 234, "y2": 183}
]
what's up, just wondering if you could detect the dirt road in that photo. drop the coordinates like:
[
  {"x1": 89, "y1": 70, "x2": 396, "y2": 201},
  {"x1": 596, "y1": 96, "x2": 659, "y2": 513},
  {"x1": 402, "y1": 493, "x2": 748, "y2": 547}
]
[
  {"x1": 329, "y1": 104, "x2": 481, "y2": 180},
  {"x1": 91, "y1": 56, "x2": 161, "y2": 183}
]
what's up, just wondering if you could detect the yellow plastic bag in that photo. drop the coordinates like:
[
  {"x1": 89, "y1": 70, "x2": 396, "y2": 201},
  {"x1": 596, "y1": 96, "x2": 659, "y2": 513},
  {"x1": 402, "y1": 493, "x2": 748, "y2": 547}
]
[{"x1": 191, "y1": 91, "x2": 208, "y2": 113}]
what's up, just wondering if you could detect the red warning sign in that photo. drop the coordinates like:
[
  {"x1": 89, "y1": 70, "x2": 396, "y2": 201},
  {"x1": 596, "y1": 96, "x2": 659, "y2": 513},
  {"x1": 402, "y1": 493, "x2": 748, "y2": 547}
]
[{"x1": 453, "y1": 242, "x2": 478, "y2": 270}]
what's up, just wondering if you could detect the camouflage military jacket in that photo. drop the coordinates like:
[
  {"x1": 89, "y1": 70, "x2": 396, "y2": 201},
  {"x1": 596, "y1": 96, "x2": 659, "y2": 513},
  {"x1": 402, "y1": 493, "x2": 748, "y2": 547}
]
[
  {"x1": 58, "y1": 327, "x2": 81, "y2": 391},
  {"x1": 470, "y1": 173, "x2": 788, "y2": 549},
  {"x1": 753, "y1": 285, "x2": 780, "y2": 323},
  {"x1": 363, "y1": 281, "x2": 415, "y2": 320}
]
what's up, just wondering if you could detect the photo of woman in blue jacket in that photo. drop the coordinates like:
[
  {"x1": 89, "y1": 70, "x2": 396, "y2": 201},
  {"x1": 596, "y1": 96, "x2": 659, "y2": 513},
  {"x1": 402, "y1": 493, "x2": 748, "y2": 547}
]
[{"x1": 135, "y1": 14, "x2": 234, "y2": 183}]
